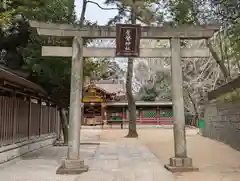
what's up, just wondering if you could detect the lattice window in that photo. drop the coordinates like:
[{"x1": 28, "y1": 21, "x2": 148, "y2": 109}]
[
  {"x1": 142, "y1": 109, "x2": 156, "y2": 118},
  {"x1": 160, "y1": 109, "x2": 173, "y2": 118},
  {"x1": 109, "y1": 112, "x2": 122, "y2": 120}
]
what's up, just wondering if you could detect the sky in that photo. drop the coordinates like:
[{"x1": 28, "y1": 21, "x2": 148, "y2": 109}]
[
  {"x1": 74, "y1": 0, "x2": 118, "y2": 25},
  {"x1": 74, "y1": 0, "x2": 128, "y2": 70},
  {"x1": 73, "y1": 0, "x2": 141, "y2": 91}
]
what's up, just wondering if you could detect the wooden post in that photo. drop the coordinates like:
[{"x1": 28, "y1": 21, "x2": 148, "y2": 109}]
[
  {"x1": 12, "y1": 92, "x2": 17, "y2": 143},
  {"x1": 55, "y1": 106, "x2": 61, "y2": 137},
  {"x1": 28, "y1": 97, "x2": 32, "y2": 138},
  {"x1": 48, "y1": 101, "x2": 51, "y2": 133},
  {"x1": 38, "y1": 99, "x2": 42, "y2": 136},
  {"x1": 101, "y1": 103, "x2": 105, "y2": 128},
  {"x1": 56, "y1": 107, "x2": 62, "y2": 140}
]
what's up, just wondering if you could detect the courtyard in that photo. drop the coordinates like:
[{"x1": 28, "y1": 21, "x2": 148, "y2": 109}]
[
  {"x1": 101, "y1": 127, "x2": 240, "y2": 181},
  {"x1": 0, "y1": 127, "x2": 239, "y2": 181}
]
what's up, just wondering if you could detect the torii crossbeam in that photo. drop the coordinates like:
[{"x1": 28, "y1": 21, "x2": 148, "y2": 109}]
[{"x1": 30, "y1": 20, "x2": 219, "y2": 39}]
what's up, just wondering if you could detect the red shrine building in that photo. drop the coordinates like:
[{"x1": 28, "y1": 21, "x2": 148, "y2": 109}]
[{"x1": 82, "y1": 79, "x2": 173, "y2": 125}]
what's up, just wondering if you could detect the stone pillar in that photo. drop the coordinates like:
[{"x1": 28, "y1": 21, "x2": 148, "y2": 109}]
[
  {"x1": 56, "y1": 36, "x2": 88, "y2": 174},
  {"x1": 164, "y1": 37, "x2": 198, "y2": 172}
]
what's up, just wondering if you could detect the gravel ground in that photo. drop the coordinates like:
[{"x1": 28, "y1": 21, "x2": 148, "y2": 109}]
[{"x1": 100, "y1": 128, "x2": 240, "y2": 181}]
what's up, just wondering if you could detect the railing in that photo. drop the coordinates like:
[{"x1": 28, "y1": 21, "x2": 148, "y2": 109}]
[{"x1": 0, "y1": 95, "x2": 60, "y2": 146}]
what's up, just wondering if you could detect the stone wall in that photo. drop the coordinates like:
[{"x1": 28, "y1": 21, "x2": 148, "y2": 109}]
[
  {"x1": 0, "y1": 134, "x2": 56, "y2": 164},
  {"x1": 203, "y1": 77, "x2": 240, "y2": 150}
]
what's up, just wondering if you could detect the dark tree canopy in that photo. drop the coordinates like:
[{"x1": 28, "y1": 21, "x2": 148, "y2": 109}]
[{"x1": 0, "y1": 9, "x2": 31, "y2": 69}]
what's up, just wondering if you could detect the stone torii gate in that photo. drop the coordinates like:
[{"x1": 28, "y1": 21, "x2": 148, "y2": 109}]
[{"x1": 30, "y1": 21, "x2": 219, "y2": 174}]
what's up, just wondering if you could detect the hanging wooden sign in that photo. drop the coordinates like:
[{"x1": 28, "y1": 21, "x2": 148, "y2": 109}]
[{"x1": 116, "y1": 24, "x2": 141, "y2": 57}]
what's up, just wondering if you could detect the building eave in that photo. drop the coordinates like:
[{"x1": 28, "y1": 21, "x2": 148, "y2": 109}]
[
  {"x1": 0, "y1": 67, "x2": 47, "y2": 96},
  {"x1": 105, "y1": 101, "x2": 173, "y2": 106}
]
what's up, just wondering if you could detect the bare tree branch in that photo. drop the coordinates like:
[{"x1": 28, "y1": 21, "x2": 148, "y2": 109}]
[
  {"x1": 79, "y1": 0, "x2": 88, "y2": 26},
  {"x1": 86, "y1": 0, "x2": 126, "y2": 11}
]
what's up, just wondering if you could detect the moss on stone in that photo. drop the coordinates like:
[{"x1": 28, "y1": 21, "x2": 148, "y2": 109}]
[{"x1": 217, "y1": 88, "x2": 240, "y2": 103}]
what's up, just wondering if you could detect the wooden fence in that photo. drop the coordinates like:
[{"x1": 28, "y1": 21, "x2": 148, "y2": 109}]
[{"x1": 0, "y1": 95, "x2": 60, "y2": 146}]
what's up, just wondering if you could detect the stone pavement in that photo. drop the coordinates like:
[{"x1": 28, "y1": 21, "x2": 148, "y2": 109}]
[
  {"x1": 85, "y1": 141, "x2": 175, "y2": 181},
  {"x1": 0, "y1": 127, "x2": 175, "y2": 181},
  {"x1": 81, "y1": 126, "x2": 102, "y2": 143}
]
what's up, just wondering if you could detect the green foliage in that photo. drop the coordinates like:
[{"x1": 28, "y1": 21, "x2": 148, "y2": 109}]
[
  {"x1": 210, "y1": 0, "x2": 240, "y2": 55},
  {"x1": 0, "y1": 0, "x2": 117, "y2": 108},
  {"x1": 2, "y1": 0, "x2": 75, "y2": 23},
  {"x1": 104, "y1": 0, "x2": 162, "y2": 25},
  {"x1": 137, "y1": 82, "x2": 158, "y2": 101},
  {"x1": 168, "y1": 0, "x2": 196, "y2": 25},
  {"x1": 167, "y1": 0, "x2": 240, "y2": 52},
  {"x1": 154, "y1": 79, "x2": 171, "y2": 100},
  {"x1": 19, "y1": 0, "x2": 76, "y2": 97},
  {"x1": 210, "y1": 0, "x2": 239, "y2": 23},
  {"x1": 137, "y1": 73, "x2": 171, "y2": 102}
]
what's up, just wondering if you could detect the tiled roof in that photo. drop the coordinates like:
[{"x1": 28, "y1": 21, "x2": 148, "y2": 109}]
[
  {"x1": 85, "y1": 79, "x2": 126, "y2": 95},
  {"x1": 95, "y1": 83, "x2": 125, "y2": 95},
  {"x1": 0, "y1": 67, "x2": 47, "y2": 95}
]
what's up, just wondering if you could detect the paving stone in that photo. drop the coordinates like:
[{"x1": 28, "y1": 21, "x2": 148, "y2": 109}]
[
  {"x1": 102, "y1": 160, "x2": 119, "y2": 170},
  {"x1": 111, "y1": 168, "x2": 135, "y2": 181},
  {"x1": 0, "y1": 128, "x2": 175, "y2": 181},
  {"x1": 135, "y1": 168, "x2": 154, "y2": 181}
]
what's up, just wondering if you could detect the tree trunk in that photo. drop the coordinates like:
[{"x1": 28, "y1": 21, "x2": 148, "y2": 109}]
[
  {"x1": 125, "y1": 58, "x2": 138, "y2": 137},
  {"x1": 125, "y1": 0, "x2": 138, "y2": 138},
  {"x1": 192, "y1": 15, "x2": 230, "y2": 81},
  {"x1": 186, "y1": 89, "x2": 199, "y2": 127},
  {"x1": 67, "y1": 0, "x2": 75, "y2": 22},
  {"x1": 236, "y1": 57, "x2": 240, "y2": 72},
  {"x1": 59, "y1": 108, "x2": 69, "y2": 145},
  {"x1": 206, "y1": 39, "x2": 231, "y2": 81},
  {"x1": 79, "y1": 0, "x2": 88, "y2": 27}
]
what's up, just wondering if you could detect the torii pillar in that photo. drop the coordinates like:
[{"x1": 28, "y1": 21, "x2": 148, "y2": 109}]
[
  {"x1": 56, "y1": 37, "x2": 89, "y2": 174},
  {"x1": 164, "y1": 38, "x2": 199, "y2": 172}
]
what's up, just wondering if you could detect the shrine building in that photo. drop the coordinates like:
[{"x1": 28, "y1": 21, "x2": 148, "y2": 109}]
[{"x1": 82, "y1": 79, "x2": 173, "y2": 125}]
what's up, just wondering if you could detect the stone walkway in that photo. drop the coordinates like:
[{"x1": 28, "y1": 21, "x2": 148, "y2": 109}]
[
  {"x1": 100, "y1": 128, "x2": 240, "y2": 181},
  {"x1": 85, "y1": 142, "x2": 174, "y2": 181},
  {"x1": 0, "y1": 128, "x2": 175, "y2": 181}
]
